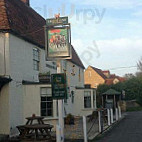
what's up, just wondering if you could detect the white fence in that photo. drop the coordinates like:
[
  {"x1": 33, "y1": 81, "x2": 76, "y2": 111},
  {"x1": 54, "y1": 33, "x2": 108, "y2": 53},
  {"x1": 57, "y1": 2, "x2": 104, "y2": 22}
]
[
  {"x1": 56, "y1": 107, "x2": 122, "y2": 142},
  {"x1": 83, "y1": 106, "x2": 122, "y2": 141}
]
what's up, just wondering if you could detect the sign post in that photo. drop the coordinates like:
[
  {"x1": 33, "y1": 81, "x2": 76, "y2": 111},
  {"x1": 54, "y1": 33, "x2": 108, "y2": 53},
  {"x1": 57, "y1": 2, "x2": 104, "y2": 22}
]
[
  {"x1": 45, "y1": 15, "x2": 72, "y2": 142},
  {"x1": 51, "y1": 60, "x2": 65, "y2": 142}
]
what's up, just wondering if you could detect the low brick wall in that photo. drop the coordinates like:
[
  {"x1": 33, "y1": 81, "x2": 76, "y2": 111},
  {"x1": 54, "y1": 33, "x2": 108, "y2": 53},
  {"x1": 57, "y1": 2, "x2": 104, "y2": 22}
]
[
  {"x1": 126, "y1": 100, "x2": 140, "y2": 108},
  {"x1": 118, "y1": 101, "x2": 127, "y2": 112}
]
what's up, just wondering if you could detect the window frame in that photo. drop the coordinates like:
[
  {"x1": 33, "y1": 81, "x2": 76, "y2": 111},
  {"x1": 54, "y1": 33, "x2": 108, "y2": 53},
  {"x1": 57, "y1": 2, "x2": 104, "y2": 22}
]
[
  {"x1": 84, "y1": 91, "x2": 91, "y2": 108},
  {"x1": 33, "y1": 48, "x2": 40, "y2": 71},
  {"x1": 40, "y1": 87, "x2": 53, "y2": 117}
]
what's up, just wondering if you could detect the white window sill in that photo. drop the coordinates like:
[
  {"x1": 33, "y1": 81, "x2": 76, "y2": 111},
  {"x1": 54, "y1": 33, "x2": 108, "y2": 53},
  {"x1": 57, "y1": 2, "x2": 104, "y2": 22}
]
[
  {"x1": 43, "y1": 117, "x2": 58, "y2": 121},
  {"x1": 43, "y1": 116, "x2": 66, "y2": 121},
  {"x1": 82, "y1": 108, "x2": 95, "y2": 111}
]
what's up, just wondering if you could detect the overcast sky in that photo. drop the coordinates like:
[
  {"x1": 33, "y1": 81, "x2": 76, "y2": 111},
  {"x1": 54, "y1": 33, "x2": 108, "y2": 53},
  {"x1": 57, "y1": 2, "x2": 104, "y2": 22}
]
[{"x1": 30, "y1": 0, "x2": 142, "y2": 76}]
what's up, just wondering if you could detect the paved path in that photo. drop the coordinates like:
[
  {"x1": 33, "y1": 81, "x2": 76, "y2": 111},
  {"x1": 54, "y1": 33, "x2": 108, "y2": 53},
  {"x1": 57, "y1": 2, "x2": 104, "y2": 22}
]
[{"x1": 96, "y1": 111, "x2": 142, "y2": 142}]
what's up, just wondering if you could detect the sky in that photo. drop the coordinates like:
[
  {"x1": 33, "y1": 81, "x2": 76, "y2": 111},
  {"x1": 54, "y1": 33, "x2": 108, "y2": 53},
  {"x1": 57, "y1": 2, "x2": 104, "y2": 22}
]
[{"x1": 30, "y1": 0, "x2": 142, "y2": 76}]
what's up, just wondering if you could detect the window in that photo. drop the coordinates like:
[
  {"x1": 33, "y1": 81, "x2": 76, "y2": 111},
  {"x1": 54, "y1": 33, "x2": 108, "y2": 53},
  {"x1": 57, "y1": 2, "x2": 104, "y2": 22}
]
[
  {"x1": 95, "y1": 83, "x2": 98, "y2": 88},
  {"x1": 33, "y1": 48, "x2": 40, "y2": 71},
  {"x1": 84, "y1": 91, "x2": 91, "y2": 108},
  {"x1": 40, "y1": 87, "x2": 53, "y2": 117}
]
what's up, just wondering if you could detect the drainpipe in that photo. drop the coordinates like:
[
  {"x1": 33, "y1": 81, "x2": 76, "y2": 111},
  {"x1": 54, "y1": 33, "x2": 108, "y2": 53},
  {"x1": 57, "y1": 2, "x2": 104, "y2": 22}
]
[
  {"x1": 3, "y1": 34, "x2": 7, "y2": 76},
  {"x1": 0, "y1": 33, "x2": 8, "y2": 77}
]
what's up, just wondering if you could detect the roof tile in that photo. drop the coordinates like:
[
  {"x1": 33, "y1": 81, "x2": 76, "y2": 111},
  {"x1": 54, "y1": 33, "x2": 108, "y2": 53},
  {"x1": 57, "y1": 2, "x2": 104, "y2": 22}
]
[{"x1": 90, "y1": 66, "x2": 107, "y2": 79}]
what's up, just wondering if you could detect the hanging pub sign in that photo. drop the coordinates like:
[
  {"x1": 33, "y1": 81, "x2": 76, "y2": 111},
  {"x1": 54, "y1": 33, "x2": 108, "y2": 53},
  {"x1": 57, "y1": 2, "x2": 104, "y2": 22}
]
[
  {"x1": 47, "y1": 27, "x2": 71, "y2": 58},
  {"x1": 45, "y1": 16, "x2": 71, "y2": 59},
  {"x1": 51, "y1": 73, "x2": 67, "y2": 99}
]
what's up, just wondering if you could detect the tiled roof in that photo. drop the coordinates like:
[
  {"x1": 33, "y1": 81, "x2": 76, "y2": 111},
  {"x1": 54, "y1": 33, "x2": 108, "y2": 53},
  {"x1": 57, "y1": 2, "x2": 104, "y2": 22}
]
[
  {"x1": 0, "y1": 0, "x2": 45, "y2": 47},
  {"x1": 118, "y1": 77, "x2": 126, "y2": 82},
  {"x1": 0, "y1": 0, "x2": 10, "y2": 30},
  {"x1": 0, "y1": 0, "x2": 85, "y2": 69},
  {"x1": 90, "y1": 66, "x2": 107, "y2": 79},
  {"x1": 105, "y1": 78, "x2": 114, "y2": 85},
  {"x1": 102, "y1": 70, "x2": 110, "y2": 73},
  {"x1": 109, "y1": 74, "x2": 116, "y2": 78},
  {"x1": 105, "y1": 77, "x2": 126, "y2": 85},
  {"x1": 69, "y1": 46, "x2": 85, "y2": 69}
]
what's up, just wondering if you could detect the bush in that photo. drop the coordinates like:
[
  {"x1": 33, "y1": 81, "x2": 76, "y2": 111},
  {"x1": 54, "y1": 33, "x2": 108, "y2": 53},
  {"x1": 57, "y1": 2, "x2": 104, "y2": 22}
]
[
  {"x1": 126, "y1": 106, "x2": 142, "y2": 112},
  {"x1": 97, "y1": 72, "x2": 142, "y2": 105},
  {"x1": 65, "y1": 114, "x2": 75, "y2": 125}
]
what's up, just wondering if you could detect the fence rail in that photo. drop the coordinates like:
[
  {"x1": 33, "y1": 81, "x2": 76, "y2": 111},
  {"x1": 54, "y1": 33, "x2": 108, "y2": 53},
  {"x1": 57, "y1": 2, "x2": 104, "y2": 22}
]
[
  {"x1": 85, "y1": 106, "x2": 122, "y2": 141},
  {"x1": 63, "y1": 106, "x2": 122, "y2": 142}
]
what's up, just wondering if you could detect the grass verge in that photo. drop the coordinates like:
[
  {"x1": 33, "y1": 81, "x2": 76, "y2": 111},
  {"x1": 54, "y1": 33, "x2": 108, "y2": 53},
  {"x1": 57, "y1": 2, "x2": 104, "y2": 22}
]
[{"x1": 126, "y1": 106, "x2": 142, "y2": 112}]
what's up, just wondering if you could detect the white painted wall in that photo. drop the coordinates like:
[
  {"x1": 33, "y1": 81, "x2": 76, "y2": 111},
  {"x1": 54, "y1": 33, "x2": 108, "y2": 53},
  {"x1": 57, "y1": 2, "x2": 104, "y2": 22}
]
[
  {"x1": 61, "y1": 60, "x2": 84, "y2": 88},
  {"x1": 0, "y1": 33, "x2": 10, "y2": 76},
  {"x1": 61, "y1": 60, "x2": 84, "y2": 115},
  {"x1": 0, "y1": 84, "x2": 10, "y2": 134},
  {"x1": 73, "y1": 89, "x2": 97, "y2": 116},
  {"x1": 23, "y1": 84, "x2": 58, "y2": 120},
  {"x1": 22, "y1": 84, "x2": 96, "y2": 131},
  {"x1": 0, "y1": 33, "x2": 6, "y2": 75},
  {"x1": 0, "y1": 33, "x2": 57, "y2": 134},
  {"x1": 23, "y1": 84, "x2": 58, "y2": 131},
  {"x1": 0, "y1": 32, "x2": 85, "y2": 134},
  {"x1": 0, "y1": 33, "x2": 10, "y2": 134}
]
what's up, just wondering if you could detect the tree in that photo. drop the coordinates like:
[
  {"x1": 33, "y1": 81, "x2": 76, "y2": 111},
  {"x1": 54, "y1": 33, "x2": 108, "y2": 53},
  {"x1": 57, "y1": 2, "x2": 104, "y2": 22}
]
[
  {"x1": 124, "y1": 73, "x2": 135, "y2": 80},
  {"x1": 97, "y1": 74, "x2": 142, "y2": 105},
  {"x1": 137, "y1": 57, "x2": 142, "y2": 72},
  {"x1": 96, "y1": 58, "x2": 142, "y2": 106}
]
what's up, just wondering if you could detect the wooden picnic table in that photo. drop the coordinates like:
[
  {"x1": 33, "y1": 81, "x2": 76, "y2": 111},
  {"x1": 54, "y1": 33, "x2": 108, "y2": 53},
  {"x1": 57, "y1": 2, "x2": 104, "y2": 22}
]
[
  {"x1": 25, "y1": 116, "x2": 44, "y2": 125},
  {"x1": 22, "y1": 124, "x2": 53, "y2": 140},
  {"x1": 17, "y1": 116, "x2": 54, "y2": 141}
]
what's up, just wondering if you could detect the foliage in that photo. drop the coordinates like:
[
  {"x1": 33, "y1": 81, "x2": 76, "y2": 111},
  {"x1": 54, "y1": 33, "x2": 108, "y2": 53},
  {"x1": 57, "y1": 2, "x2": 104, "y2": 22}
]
[
  {"x1": 124, "y1": 73, "x2": 135, "y2": 79},
  {"x1": 126, "y1": 106, "x2": 142, "y2": 112},
  {"x1": 65, "y1": 113, "x2": 75, "y2": 125},
  {"x1": 137, "y1": 57, "x2": 142, "y2": 72},
  {"x1": 97, "y1": 72, "x2": 142, "y2": 106}
]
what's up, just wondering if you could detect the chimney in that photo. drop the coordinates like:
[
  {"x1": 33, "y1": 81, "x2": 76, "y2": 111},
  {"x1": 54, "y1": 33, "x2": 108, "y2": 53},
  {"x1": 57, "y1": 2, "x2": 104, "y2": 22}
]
[{"x1": 21, "y1": 0, "x2": 30, "y2": 6}]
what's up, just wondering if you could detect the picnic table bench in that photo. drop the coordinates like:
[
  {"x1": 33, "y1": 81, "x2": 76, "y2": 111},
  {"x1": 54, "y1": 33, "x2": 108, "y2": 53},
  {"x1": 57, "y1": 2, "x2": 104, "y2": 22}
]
[{"x1": 17, "y1": 115, "x2": 53, "y2": 141}]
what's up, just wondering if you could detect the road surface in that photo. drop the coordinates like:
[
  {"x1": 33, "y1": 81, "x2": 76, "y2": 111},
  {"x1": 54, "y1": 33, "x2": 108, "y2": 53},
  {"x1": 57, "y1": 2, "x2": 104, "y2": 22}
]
[{"x1": 96, "y1": 111, "x2": 142, "y2": 142}]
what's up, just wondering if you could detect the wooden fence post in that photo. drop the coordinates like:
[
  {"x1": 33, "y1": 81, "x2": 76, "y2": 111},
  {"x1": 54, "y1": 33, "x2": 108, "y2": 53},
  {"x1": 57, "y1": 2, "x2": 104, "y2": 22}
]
[
  {"x1": 107, "y1": 109, "x2": 110, "y2": 126},
  {"x1": 115, "y1": 108, "x2": 118, "y2": 121},
  {"x1": 83, "y1": 116, "x2": 88, "y2": 142},
  {"x1": 118, "y1": 106, "x2": 122, "y2": 118},
  {"x1": 110, "y1": 109, "x2": 113, "y2": 124},
  {"x1": 98, "y1": 111, "x2": 101, "y2": 132}
]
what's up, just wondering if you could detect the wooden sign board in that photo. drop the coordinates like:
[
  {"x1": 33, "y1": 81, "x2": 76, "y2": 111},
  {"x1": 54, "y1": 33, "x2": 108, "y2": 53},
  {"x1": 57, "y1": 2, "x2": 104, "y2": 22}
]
[
  {"x1": 47, "y1": 27, "x2": 71, "y2": 58},
  {"x1": 46, "y1": 17, "x2": 68, "y2": 26},
  {"x1": 51, "y1": 73, "x2": 67, "y2": 99}
]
